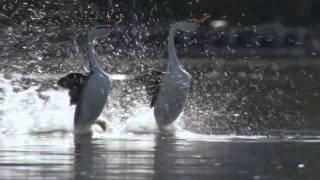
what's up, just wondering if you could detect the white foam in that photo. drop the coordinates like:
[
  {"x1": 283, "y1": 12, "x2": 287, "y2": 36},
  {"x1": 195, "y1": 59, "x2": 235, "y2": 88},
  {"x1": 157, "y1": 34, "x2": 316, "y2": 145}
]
[
  {"x1": 0, "y1": 73, "x2": 163, "y2": 137},
  {"x1": 3, "y1": 73, "x2": 318, "y2": 143},
  {"x1": 0, "y1": 75, "x2": 74, "y2": 135},
  {"x1": 124, "y1": 106, "x2": 159, "y2": 134},
  {"x1": 0, "y1": 73, "x2": 194, "y2": 138}
]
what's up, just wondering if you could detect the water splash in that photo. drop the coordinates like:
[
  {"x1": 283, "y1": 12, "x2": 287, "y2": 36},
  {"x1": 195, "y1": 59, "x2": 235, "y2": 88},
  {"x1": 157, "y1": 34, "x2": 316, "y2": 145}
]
[
  {"x1": 0, "y1": 73, "x2": 180, "y2": 137},
  {"x1": 2, "y1": 72, "x2": 320, "y2": 143},
  {"x1": 0, "y1": 74, "x2": 74, "y2": 135}
]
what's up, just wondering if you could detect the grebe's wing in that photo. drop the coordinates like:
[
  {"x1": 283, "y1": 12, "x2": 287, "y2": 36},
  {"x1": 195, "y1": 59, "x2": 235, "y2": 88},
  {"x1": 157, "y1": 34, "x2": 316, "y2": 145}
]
[
  {"x1": 134, "y1": 69, "x2": 164, "y2": 107},
  {"x1": 57, "y1": 73, "x2": 87, "y2": 105}
]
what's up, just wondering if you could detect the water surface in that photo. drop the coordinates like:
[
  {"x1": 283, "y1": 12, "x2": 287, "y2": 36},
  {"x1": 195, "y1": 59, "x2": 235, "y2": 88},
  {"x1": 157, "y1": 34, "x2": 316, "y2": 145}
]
[{"x1": 1, "y1": 133, "x2": 320, "y2": 180}]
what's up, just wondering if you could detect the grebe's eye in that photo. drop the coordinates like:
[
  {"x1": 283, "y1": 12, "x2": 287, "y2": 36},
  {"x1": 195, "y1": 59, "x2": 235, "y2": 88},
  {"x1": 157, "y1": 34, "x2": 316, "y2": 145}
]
[{"x1": 186, "y1": 19, "x2": 197, "y2": 23}]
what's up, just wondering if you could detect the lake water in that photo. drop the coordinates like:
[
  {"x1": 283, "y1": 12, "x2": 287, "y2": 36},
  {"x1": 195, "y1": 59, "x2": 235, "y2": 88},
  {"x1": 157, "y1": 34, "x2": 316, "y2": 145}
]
[
  {"x1": 1, "y1": 133, "x2": 320, "y2": 180},
  {"x1": 1, "y1": 71, "x2": 320, "y2": 180}
]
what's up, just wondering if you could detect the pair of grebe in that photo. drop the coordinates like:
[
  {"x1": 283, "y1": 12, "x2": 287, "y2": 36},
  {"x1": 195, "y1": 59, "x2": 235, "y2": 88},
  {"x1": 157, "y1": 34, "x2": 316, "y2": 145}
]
[{"x1": 58, "y1": 16, "x2": 210, "y2": 135}]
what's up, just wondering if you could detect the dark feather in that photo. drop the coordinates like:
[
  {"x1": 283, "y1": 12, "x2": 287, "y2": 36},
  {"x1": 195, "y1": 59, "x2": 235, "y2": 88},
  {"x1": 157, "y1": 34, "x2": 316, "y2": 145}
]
[
  {"x1": 134, "y1": 69, "x2": 164, "y2": 107},
  {"x1": 57, "y1": 73, "x2": 87, "y2": 105}
]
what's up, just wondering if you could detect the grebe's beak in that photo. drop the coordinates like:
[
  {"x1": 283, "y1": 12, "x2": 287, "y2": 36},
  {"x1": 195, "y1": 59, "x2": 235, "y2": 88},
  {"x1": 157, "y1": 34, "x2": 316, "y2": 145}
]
[
  {"x1": 111, "y1": 19, "x2": 122, "y2": 28},
  {"x1": 197, "y1": 15, "x2": 210, "y2": 24},
  {"x1": 95, "y1": 19, "x2": 122, "y2": 29}
]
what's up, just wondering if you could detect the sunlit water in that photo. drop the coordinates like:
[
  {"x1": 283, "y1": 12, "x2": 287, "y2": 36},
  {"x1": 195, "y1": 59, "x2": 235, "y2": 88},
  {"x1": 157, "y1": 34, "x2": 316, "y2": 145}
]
[{"x1": 1, "y1": 73, "x2": 320, "y2": 180}]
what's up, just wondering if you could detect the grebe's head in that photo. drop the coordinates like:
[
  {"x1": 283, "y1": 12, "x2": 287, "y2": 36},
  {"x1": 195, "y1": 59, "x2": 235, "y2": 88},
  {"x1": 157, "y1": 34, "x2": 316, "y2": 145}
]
[
  {"x1": 174, "y1": 15, "x2": 210, "y2": 32},
  {"x1": 88, "y1": 20, "x2": 121, "y2": 42}
]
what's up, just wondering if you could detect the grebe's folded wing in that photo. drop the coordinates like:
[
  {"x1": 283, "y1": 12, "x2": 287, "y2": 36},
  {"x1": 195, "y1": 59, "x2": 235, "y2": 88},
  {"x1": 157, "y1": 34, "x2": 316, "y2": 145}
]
[
  {"x1": 57, "y1": 73, "x2": 87, "y2": 105},
  {"x1": 134, "y1": 69, "x2": 164, "y2": 107}
]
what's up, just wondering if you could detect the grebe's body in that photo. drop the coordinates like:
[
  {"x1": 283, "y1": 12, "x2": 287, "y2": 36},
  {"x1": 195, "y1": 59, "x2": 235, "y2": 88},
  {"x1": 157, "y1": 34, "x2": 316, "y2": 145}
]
[
  {"x1": 58, "y1": 25, "x2": 117, "y2": 135},
  {"x1": 135, "y1": 16, "x2": 210, "y2": 131}
]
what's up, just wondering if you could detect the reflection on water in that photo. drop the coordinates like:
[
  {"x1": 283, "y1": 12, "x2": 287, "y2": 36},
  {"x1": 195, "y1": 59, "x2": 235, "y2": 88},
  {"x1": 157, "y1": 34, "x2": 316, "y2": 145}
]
[
  {"x1": 1, "y1": 134, "x2": 320, "y2": 180},
  {"x1": 74, "y1": 135, "x2": 155, "y2": 180},
  {"x1": 0, "y1": 135, "x2": 73, "y2": 179}
]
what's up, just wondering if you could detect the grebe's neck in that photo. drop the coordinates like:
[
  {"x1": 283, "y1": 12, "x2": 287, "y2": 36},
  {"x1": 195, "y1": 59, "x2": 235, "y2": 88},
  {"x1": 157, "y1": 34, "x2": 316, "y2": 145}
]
[{"x1": 167, "y1": 26, "x2": 181, "y2": 71}]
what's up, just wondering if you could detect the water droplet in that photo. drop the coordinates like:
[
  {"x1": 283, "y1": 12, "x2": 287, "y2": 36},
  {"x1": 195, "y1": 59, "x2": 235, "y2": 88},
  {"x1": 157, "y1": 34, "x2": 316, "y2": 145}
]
[{"x1": 298, "y1": 164, "x2": 304, "y2": 168}]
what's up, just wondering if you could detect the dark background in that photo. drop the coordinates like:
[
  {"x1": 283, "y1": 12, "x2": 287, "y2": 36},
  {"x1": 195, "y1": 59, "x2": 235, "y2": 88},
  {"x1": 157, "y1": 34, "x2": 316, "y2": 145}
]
[
  {"x1": 1, "y1": 0, "x2": 320, "y2": 26},
  {"x1": 1, "y1": 0, "x2": 320, "y2": 65},
  {"x1": 1, "y1": 0, "x2": 320, "y2": 69}
]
